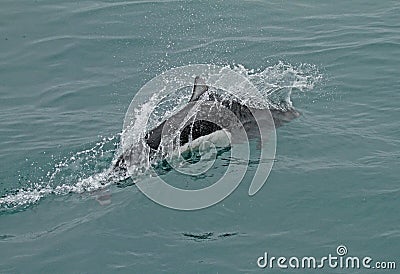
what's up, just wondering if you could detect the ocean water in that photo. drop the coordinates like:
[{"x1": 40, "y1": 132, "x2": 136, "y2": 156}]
[{"x1": 0, "y1": 0, "x2": 399, "y2": 273}]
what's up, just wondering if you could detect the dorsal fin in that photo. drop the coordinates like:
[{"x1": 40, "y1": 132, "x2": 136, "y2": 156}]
[{"x1": 189, "y1": 76, "x2": 208, "y2": 102}]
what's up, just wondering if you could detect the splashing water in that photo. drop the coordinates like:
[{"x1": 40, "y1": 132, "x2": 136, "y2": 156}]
[
  {"x1": 0, "y1": 135, "x2": 119, "y2": 212},
  {"x1": 232, "y1": 61, "x2": 322, "y2": 110},
  {"x1": 0, "y1": 62, "x2": 322, "y2": 212}
]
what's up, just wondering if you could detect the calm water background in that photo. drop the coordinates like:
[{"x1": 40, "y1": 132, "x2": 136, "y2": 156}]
[{"x1": 0, "y1": 0, "x2": 399, "y2": 273}]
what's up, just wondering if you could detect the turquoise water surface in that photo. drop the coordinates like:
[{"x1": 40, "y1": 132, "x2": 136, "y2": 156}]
[{"x1": 0, "y1": 0, "x2": 399, "y2": 273}]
